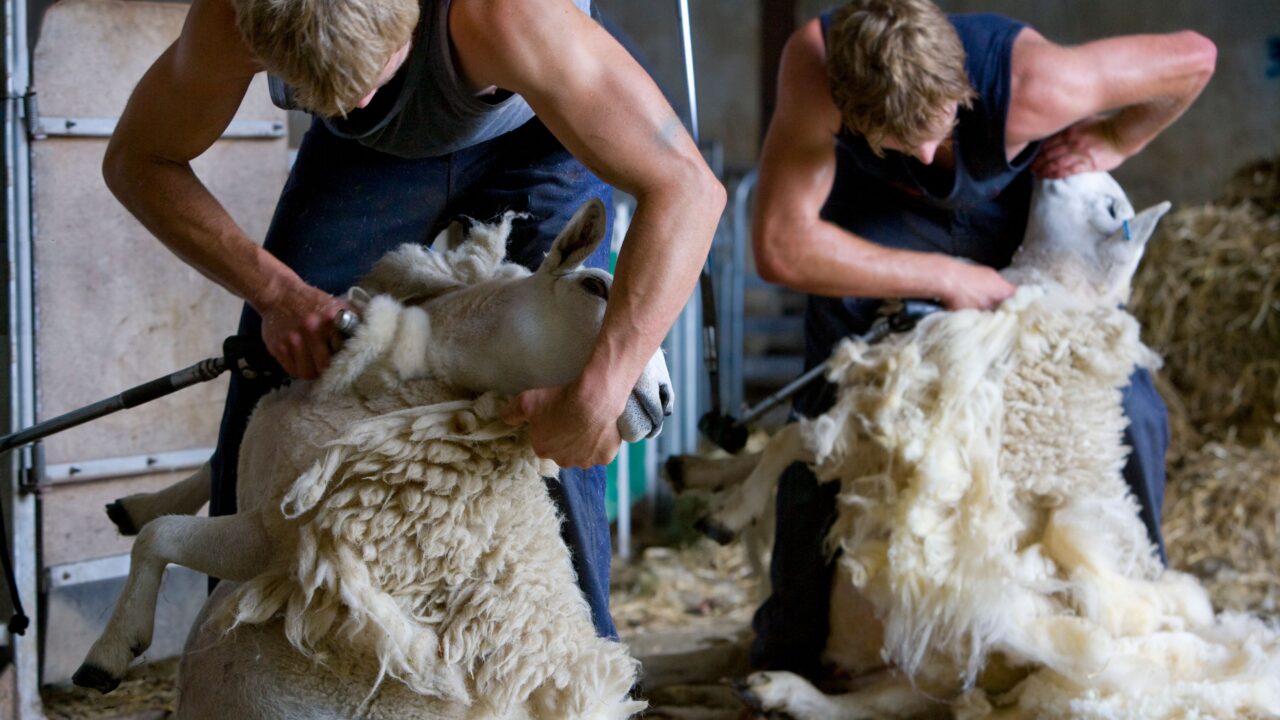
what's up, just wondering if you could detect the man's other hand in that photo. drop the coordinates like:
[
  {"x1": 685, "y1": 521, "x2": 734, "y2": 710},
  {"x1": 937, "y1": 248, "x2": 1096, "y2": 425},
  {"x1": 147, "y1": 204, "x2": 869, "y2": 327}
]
[
  {"x1": 502, "y1": 382, "x2": 625, "y2": 468},
  {"x1": 1031, "y1": 119, "x2": 1127, "y2": 179},
  {"x1": 937, "y1": 259, "x2": 1017, "y2": 311}
]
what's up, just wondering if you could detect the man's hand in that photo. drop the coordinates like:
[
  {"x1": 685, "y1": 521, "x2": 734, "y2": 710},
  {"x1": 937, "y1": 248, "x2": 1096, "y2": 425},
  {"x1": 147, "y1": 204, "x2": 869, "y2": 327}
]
[
  {"x1": 259, "y1": 285, "x2": 350, "y2": 379},
  {"x1": 502, "y1": 380, "x2": 626, "y2": 468},
  {"x1": 937, "y1": 259, "x2": 1017, "y2": 310},
  {"x1": 1031, "y1": 119, "x2": 1128, "y2": 179}
]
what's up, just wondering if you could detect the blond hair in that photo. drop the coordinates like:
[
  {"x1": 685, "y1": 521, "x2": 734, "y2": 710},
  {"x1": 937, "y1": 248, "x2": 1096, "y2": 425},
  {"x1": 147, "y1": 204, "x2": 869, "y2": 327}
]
[
  {"x1": 826, "y1": 0, "x2": 976, "y2": 154},
  {"x1": 230, "y1": 0, "x2": 420, "y2": 117}
]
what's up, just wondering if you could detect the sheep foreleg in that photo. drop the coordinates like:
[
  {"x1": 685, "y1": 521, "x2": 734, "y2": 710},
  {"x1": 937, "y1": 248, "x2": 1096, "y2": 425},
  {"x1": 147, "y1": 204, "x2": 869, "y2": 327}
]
[
  {"x1": 74, "y1": 510, "x2": 271, "y2": 693},
  {"x1": 698, "y1": 423, "x2": 808, "y2": 544},
  {"x1": 105, "y1": 463, "x2": 211, "y2": 536}
]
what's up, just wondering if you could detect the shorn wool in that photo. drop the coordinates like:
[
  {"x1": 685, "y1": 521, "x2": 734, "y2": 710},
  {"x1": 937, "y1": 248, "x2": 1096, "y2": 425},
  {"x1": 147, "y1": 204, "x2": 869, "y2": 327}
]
[{"x1": 807, "y1": 287, "x2": 1280, "y2": 718}]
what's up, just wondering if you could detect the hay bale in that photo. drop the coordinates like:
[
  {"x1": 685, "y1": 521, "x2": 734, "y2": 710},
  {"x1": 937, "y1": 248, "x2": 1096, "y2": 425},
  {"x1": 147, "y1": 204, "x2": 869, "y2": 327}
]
[
  {"x1": 1163, "y1": 437, "x2": 1280, "y2": 615},
  {"x1": 1130, "y1": 157, "x2": 1280, "y2": 448}
]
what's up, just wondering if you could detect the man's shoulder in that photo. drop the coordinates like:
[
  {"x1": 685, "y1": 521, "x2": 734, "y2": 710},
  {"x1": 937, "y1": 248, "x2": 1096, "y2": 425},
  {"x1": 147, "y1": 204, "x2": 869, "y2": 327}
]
[{"x1": 780, "y1": 19, "x2": 843, "y2": 138}]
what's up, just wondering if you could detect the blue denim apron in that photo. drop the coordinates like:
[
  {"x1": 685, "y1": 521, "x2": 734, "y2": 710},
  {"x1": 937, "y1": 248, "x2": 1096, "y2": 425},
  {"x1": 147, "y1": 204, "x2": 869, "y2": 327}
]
[{"x1": 752, "y1": 11, "x2": 1170, "y2": 679}]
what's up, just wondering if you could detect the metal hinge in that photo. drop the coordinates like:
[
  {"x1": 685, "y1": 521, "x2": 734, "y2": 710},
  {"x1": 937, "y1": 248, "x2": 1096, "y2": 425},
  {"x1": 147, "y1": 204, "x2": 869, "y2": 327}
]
[
  {"x1": 18, "y1": 442, "x2": 45, "y2": 494},
  {"x1": 21, "y1": 90, "x2": 42, "y2": 139}
]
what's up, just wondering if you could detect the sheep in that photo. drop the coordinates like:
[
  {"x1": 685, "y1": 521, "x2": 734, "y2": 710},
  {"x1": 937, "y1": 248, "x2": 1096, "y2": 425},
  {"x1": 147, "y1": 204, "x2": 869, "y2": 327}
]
[
  {"x1": 75, "y1": 199, "x2": 670, "y2": 720},
  {"x1": 686, "y1": 173, "x2": 1280, "y2": 718}
]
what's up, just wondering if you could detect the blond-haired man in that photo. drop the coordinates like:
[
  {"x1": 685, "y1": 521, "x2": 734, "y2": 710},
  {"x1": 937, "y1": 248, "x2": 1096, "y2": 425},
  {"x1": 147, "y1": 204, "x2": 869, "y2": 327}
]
[
  {"x1": 751, "y1": 0, "x2": 1215, "y2": 681},
  {"x1": 100, "y1": 0, "x2": 724, "y2": 647}
]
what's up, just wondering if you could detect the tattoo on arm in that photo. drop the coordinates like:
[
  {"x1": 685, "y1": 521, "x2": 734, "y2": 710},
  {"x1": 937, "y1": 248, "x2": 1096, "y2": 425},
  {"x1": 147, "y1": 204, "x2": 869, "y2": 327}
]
[{"x1": 656, "y1": 116, "x2": 685, "y2": 149}]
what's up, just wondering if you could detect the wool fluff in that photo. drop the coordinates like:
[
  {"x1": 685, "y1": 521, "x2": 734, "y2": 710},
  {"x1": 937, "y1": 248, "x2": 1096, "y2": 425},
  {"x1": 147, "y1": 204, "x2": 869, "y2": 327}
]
[
  {"x1": 223, "y1": 390, "x2": 640, "y2": 719},
  {"x1": 806, "y1": 287, "x2": 1280, "y2": 718}
]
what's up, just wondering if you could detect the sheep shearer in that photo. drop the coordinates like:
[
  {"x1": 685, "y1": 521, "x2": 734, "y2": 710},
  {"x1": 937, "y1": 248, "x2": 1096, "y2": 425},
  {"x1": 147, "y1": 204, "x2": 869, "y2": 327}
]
[
  {"x1": 749, "y1": 0, "x2": 1215, "y2": 683},
  {"x1": 102, "y1": 0, "x2": 724, "y2": 641}
]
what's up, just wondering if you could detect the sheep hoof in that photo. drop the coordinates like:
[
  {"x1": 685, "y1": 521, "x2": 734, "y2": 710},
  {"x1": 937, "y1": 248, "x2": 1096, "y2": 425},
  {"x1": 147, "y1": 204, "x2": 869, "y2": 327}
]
[
  {"x1": 731, "y1": 677, "x2": 768, "y2": 717},
  {"x1": 664, "y1": 456, "x2": 688, "y2": 494},
  {"x1": 72, "y1": 663, "x2": 121, "y2": 694},
  {"x1": 695, "y1": 517, "x2": 736, "y2": 545},
  {"x1": 105, "y1": 501, "x2": 138, "y2": 536}
]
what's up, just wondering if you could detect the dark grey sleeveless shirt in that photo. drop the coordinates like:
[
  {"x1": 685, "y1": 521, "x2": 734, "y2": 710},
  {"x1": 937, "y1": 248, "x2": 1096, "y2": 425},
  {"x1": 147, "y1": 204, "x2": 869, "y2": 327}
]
[{"x1": 269, "y1": 0, "x2": 592, "y2": 158}]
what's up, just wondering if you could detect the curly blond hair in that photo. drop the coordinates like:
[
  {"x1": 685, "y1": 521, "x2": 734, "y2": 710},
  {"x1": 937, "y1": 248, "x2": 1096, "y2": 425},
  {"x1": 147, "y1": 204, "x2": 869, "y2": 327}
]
[
  {"x1": 230, "y1": 0, "x2": 419, "y2": 117},
  {"x1": 826, "y1": 0, "x2": 976, "y2": 154}
]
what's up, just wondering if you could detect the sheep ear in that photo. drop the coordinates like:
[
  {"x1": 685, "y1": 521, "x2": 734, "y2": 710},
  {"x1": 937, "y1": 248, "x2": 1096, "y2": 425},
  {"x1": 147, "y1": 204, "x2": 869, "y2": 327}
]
[
  {"x1": 344, "y1": 286, "x2": 372, "y2": 312},
  {"x1": 537, "y1": 198, "x2": 607, "y2": 275},
  {"x1": 430, "y1": 221, "x2": 467, "y2": 253},
  {"x1": 1110, "y1": 201, "x2": 1171, "y2": 244}
]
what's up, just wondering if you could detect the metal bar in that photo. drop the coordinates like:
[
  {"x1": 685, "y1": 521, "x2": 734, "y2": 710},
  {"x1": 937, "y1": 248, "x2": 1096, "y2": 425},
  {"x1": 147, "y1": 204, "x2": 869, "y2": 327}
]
[
  {"x1": 5, "y1": 0, "x2": 45, "y2": 710},
  {"x1": 43, "y1": 447, "x2": 212, "y2": 485},
  {"x1": 675, "y1": 0, "x2": 699, "y2": 144},
  {"x1": 44, "y1": 554, "x2": 130, "y2": 591},
  {"x1": 31, "y1": 116, "x2": 285, "y2": 139},
  {"x1": 0, "y1": 356, "x2": 226, "y2": 454},
  {"x1": 730, "y1": 171, "x2": 758, "y2": 413},
  {"x1": 740, "y1": 362, "x2": 827, "y2": 426}
]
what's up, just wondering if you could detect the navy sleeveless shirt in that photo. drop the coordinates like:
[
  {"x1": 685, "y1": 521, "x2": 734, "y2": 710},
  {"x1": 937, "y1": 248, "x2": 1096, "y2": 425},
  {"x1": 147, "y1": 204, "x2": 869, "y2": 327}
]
[
  {"x1": 271, "y1": 0, "x2": 593, "y2": 158},
  {"x1": 802, "y1": 11, "x2": 1041, "y2": 397}
]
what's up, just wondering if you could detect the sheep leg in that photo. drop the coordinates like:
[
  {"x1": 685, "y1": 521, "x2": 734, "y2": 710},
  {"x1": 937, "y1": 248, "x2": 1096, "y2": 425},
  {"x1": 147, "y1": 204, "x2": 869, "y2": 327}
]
[
  {"x1": 105, "y1": 463, "x2": 211, "y2": 536},
  {"x1": 74, "y1": 510, "x2": 271, "y2": 693},
  {"x1": 664, "y1": 450, "x2": 761, "y2": 494},
  {"x1": 698, "y1": 423, "x2": 808, "y2": 544},
  {"x1": 736, "y1": 670, "x2": 945, "y2": 720}
]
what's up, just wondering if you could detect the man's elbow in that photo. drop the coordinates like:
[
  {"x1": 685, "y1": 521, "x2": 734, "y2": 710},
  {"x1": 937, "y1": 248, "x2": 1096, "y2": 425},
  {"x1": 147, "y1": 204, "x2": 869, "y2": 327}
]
[
  {"x1": 698, "y1": 165, "x2": 728, "y2": 220},
  {"x1": 101, "y1": 137, "x2": 132, "y2": 200},
  {"x1": 657, "y1": 158, "x2": 725, "y2": 226},
  {"x1": 752, "y1": 225, "x2": 799, "y2": 288}
]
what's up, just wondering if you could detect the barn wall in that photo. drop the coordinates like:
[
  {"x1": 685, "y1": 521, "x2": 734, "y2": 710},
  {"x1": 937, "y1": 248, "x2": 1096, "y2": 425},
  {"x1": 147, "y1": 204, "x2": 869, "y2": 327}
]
[{"x1": 28, "y1": 0, "x2": 288, "y2": 685}]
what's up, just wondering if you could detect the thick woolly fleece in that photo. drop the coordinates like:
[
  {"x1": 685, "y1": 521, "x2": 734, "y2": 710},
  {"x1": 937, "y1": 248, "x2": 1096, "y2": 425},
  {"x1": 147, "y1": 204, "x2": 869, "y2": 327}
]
[
  {"x1": 806, "y1": 287, "x2": 1280, "y2": 719},
  {"x1": 200, "y1": 215, "x2": 641, "y2": 719}
]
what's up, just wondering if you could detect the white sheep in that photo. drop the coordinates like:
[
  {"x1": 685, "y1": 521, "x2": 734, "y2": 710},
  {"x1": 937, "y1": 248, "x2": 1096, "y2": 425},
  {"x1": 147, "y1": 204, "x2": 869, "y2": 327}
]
[
  {"x1": 76, "y1": 200, "x2": 670, "y2": 720},
  {"x1": 686, "y1": 174, "x2": 1280, "y2": 718}
]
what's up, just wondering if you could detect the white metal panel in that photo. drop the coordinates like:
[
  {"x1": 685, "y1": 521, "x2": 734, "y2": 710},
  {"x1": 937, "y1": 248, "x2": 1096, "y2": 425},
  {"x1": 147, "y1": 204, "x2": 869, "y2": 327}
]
[{"x1": 30, "y1": 0, "x2": 288, "y2": 466}]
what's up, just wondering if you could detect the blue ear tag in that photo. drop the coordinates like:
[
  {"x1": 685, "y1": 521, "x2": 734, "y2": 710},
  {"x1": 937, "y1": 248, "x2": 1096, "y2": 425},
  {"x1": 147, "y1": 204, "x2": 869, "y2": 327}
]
[{"x1": 1122, "y1": 219, "x2": 1132, "y2": 241}]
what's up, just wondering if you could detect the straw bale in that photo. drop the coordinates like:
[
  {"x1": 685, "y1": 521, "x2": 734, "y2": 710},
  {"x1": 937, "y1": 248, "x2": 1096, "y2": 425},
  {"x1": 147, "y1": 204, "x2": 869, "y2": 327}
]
[
  {"x1": 1163, "y1": 437, "x2": 1280, "y2": 616},
  {"x1": 1130, "y1": 158, "x2": 1280, "y2": 448}
]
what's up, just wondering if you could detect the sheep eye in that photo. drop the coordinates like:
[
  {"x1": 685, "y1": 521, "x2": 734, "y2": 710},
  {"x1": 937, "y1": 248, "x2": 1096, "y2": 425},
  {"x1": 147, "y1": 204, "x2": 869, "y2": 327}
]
[
  {"x1": 1106, "y1": 198, "x2": 1118, "y2": 219},
  {"x1": 580, "y1": 276, "x2": 609, "y2": 300}
]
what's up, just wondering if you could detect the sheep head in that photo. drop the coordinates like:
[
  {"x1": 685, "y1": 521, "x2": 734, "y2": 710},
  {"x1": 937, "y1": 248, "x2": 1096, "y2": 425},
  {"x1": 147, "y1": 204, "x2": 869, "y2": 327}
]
[
  {"x1": 329, "y1": 200, "x2": 674, "y2": 443},
  {"x1": 1003, "y1": 172, "x2": 1170, "y2": 307},
  {"x1": 445, "y1": 198, "x2": 674, "y2": 442}
]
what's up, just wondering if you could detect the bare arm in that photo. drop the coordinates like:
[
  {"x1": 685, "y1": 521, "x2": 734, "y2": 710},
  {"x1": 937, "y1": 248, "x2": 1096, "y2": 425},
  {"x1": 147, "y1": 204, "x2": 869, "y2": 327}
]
[
  {"x1": 451, "y1": 0, "x2": 725, "y2": 467},
  {"x1": 753, "y1": 21, "x2": 1014, "y2": 309},
  {"x1": 1008, "y1": 28, "x2": 1217, "y2": 178},
  {"x1": 104, "y1": 0, "x2": 346, "y2": 378}
]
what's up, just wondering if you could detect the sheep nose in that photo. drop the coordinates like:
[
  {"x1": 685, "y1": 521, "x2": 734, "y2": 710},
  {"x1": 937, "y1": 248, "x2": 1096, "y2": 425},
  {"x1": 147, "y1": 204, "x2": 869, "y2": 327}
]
[{"x1": 659, "y1": 383, "x2": 673, "y2": 416}]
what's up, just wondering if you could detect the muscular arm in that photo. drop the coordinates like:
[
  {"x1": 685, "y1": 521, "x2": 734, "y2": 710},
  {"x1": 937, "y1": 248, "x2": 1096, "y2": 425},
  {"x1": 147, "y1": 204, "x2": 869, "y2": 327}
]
[
  {"x1": 451, "y1": 0, "x2": 725, "y2": 467},
  {"x1": 104, "y1": 0, "x2": 345, "y2": 378},
  {"x1": 1009, "y1": 28, "x2": 1217, "y2": 177},
  {"x1": 753, "y1": 21, "x2": 1013, "y2": 309}
]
